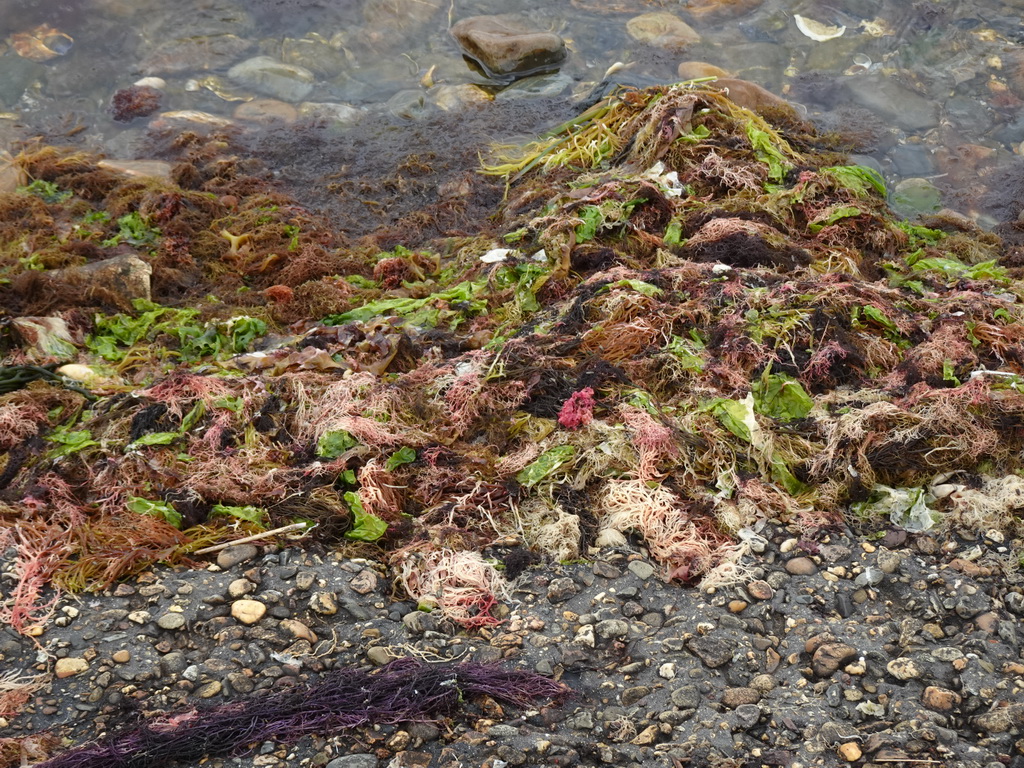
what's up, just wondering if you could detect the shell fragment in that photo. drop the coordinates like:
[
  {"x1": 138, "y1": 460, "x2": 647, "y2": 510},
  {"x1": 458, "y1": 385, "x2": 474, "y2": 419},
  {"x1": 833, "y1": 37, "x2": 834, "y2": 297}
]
[{"x1": 794, "y1": 15, "x2": 846, "y2": 42}]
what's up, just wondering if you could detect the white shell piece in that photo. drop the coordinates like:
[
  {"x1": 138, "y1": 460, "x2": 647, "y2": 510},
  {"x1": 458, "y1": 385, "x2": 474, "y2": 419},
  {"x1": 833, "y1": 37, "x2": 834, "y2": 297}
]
[
  {"x1": 794, "y1": 14, "x2": 846, "y2": 42},
  {"x1": 480, "y1": 248, "x2": 512, "y2": 263}
]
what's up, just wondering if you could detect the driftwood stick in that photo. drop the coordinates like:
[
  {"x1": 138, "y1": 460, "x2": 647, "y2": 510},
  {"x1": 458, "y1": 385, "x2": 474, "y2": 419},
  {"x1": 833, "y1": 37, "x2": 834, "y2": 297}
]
[{"x1": 193, "y1": 523, "x2": 309, "y2": 555}]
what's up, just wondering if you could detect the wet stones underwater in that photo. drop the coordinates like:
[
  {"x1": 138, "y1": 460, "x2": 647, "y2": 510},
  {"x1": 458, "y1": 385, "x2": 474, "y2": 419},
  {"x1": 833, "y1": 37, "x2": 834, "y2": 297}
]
[{"x1": 2, "y1": 2, "x2": 1024, "y2": 768}]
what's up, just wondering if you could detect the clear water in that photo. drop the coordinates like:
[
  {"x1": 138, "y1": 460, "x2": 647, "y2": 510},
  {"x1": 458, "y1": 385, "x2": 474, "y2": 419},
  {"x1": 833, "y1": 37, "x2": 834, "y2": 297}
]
[{"x1": 2, "y1": 0, "x2": 1024, "y2": 223}]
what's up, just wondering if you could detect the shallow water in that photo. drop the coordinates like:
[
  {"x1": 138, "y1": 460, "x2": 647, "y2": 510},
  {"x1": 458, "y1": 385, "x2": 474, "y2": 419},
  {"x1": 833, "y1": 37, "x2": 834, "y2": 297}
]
[{"x1": 2, "y1": 0, "x2": 1024, "y2": 225}]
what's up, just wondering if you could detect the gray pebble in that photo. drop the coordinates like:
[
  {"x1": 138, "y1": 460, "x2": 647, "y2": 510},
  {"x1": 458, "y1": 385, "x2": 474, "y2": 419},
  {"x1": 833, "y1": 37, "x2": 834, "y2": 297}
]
[
  {"x1": 325, "y1": 755, "x2": 378, "y2": 768},
  {"x1": 217, "y1": 544, "x2": 259, "y2": 569}
]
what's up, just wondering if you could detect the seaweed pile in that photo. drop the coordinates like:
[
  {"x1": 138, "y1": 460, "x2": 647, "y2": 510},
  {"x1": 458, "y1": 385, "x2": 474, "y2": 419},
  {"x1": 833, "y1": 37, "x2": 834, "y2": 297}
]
[{"x1": 1, "y1": 80, "x2": 1023, "y2": 645}]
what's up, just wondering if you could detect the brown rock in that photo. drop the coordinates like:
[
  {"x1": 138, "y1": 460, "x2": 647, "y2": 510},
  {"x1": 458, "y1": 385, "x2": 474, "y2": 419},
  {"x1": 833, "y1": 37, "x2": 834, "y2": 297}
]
[
  {"x1": 727, "y1": 600, "x2": 748, "y2": 613},
  {"x1": 922, "y1": 686, "x2": 961, "y2": 712},
  {"x1": 721, "y1": 687, "x2": 761, "y2": 708},
  {"x1": 349, "y1": 569, "x2": 378, "y2": 595},
  {"x1": 677, "y1": 61, "x2": 731, "y2": 81},
  {"x1": 837, "y1": 741, "x2": 862, "y2": 762},
  {"x1": 231, "y1": 599, "x2": 266, "y2": 625},
  {"x1": 683, "y1": 0, "x2": 763, "y2": 21},
  {"x1": 785, "y1": 556, "x2": 818, "y2": 576},
  {"x1": 97, "y1": 159, "x2": 172, "y2": 181},
  {"x1": 714, "y1": 78, "x2": 795, "y2": 115},
  {"x1": 233, "y1": 98, "x2": 298, "y2": 125},
  {"x1": 975, "y1": 703, "x2": 1024, "y2": 734},
  {"x1": 55, "y1": 657, "x2": 88, "y2": 678},
  {"x1": 626, "y1": 12, "x2": 700, "y2": 48},
  {"x1": 280, "y1": 619, "x2": 317, "y2": 644},
  {"x1": 812, "y1": 643, "x2": 858, "y2": 677},
  {"x1": 111, "y1": 650, "x2": 131, "y2": 664},
  {"x1": 746, "y1": 580, "x2": 773, "y2": 600},
  {"x1": 450, "y1": 15, "x2": 566, "y2": 78},
  {"x1": 805, "y1": 632, "x2": 838, "y2": 655}
]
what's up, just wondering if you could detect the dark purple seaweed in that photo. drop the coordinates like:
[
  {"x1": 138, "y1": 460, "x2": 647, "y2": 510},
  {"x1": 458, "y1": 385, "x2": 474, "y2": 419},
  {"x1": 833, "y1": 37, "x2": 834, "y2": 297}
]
[{"x1": 36, "y1": 658, "x2": 567, "y2": 768}]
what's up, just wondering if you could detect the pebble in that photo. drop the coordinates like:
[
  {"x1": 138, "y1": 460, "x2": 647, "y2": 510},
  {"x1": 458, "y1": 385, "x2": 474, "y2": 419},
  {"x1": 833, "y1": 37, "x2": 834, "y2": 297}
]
[
  {"x1": 196, "y1": 680, "x2": 223, "y2": 698},
  {"x1": 366, "y1": 646, "x2": 392, "y2": 666},
  {"x1": 325, "y1": 755, "x2": 379, "y2": 768},
  {"x1": 813, "y1": 643, "x2": 858, "y2": 677},
  {"x1": 156, "y1": 613, "x2": 186, "y2": 630},
  {"x1": 111, "y1": 650, "x2": 131, "y2": 663},
  {"x1": 55, "y1": 657, "x2": 88, "y2": 678},
  {"x1": 309, "y1": 591, "x2": 338, "y2": 615},
  {"x1": 227, "y1": 56, "x2": 315, "y2": 102},
  {"x1": 231, "y1": 599, "x2": 267, "y2": 625},
  {"x1": 721, "y1": 687, "x2": 760, "y2": 708},
  {"x1": 218, "y1": 544, "x2": 259, "y2": 569},
  {"x1": 887, "y1": 658, "x2": 923, "y2": 681},
  {"x1": 746, "y1": 580, "x2": 773, "y2": 600},
  {"x1": 627, "y1": 561, "x2": 655, "y2": 580},
  {"x1": 228, "y1": 578, "x2": 255, "y2": 598},
  {"x1": 349, "y1": 570, "x2": 378, "y2": 595},
  {"x1": 922, "y1": 686, "x2": 961, "y2": 711},
  {"x1": 838, "y1": 742, "x2": 862, "y2": 762},
  {"x1": 785, "y1": 557, "x2": 818, "y2": 575},
  {"x1": 595, "y1": 619, "x2": 628, "y2": 639}
]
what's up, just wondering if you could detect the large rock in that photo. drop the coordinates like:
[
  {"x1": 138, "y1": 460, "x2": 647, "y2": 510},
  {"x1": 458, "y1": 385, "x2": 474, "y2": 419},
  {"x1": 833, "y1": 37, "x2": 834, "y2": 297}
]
[
  {"x1": 714, "y1": 78, "x2": 794, "y2": 114},
  {"x1": 626, "y1": 12, "x2": 701, "y2": 48},
  {"x1": 683, "y1": 0, "x2": 763, "y2": 20},
  {"x1": 228, "y1": 56, "x2": 315, "y2": 102},
  {"x1": 451, "y1": 15, "x2": 567, "y2": 80},
  {"x1": 42, "y1": 253, "x2": 151, "y2": 309},
  {"x1": 842, "y1": 74, "x2": 939, "y2": 132}
]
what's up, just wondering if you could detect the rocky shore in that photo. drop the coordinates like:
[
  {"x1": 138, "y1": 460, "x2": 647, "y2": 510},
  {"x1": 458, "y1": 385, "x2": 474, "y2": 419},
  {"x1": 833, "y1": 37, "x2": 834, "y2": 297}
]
[{"x1": 4, "y1": 521, "x2": 1023, "y2": 768}]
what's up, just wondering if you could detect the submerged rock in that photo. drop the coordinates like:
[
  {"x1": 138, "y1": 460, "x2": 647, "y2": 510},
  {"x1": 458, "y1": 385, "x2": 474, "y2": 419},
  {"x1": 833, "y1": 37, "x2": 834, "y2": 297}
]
[
  {"x1": 228, "y1": 56, "x2": 316, "y2": 102},
  {"x1": 626, "y1": 12, "x2": 701, "y2": 48},
  {"x1": 451, "y1": 15, "x2": 567, "y2": 80}
]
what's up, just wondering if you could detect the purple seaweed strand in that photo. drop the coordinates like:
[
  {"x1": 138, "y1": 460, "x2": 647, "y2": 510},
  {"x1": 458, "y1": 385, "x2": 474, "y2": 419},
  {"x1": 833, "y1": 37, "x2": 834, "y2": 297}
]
[{"x1": 35, "y1": 659, "x2": 568, "y2": 768}]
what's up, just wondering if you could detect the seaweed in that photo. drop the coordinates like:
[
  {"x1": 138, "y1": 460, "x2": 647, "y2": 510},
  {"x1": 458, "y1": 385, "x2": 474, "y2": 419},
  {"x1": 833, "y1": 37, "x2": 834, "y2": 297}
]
[{"x1": 36, "y1": 658, "x2": 567, "y2": 768}]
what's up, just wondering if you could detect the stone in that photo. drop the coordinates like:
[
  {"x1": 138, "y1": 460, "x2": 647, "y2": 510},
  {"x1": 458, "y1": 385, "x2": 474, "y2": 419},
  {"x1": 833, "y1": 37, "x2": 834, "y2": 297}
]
[
  {"x1": 233, "y1": 98, "x2": 298, "y2": 124},
  {"x1": 156, "y1": 613, "x2": 186, "y2": 630},
  {"x1": 670, "y1": 684, "x2": 700, "y2": 709},
  {"x1": 309, "y1": 591, "x2": 338, "y2": 615},
  {"x1": 228, "y1": 578, "x2": 255, "y2": 598},
  {"x1": 626, "y1": 12, "x2": 700, "y2": 48},
  {"x1": 494, "y1": 73, "x2": 572, "y2": 101},
  {"x1": 678, "y1": 61, "x2": 731, "y2": 81},
  {"x1": 785, "y1": 557, "x2": 818, "y2": 576},
  {"x1": 326, "y1": 755, "x2": 379, "y2": 768},
  {"x1": 595, "y1": 619, "x2": 629, "y2": 639},
  {"x1": 886, "y1": 657, "x2": 923, "y2": 681},
  {"x1": 687, "y1": 635, "x2": 734, "y2": 668},
  {"x1": 547, "y1": 577, "x2": 579, "y2": 603},
  {"x1": 682, "y1": 0, "x2": 763, "y2": 21},
  {"x1": 112, "y1": 650, "x2": 131, "y2": 664},
  {"x1": 366, "y1": 646, "x2": 392, "y2": 666},
  {"x1": 141, "y1": 34, "x2": 253, "y2": 76},
  {"x1": 746, "y1": 580, "x2": 773, "y2": 600},
  {"x1": 217, "y1": 544, "x2": 259, "y2": 569},
  {"x1": 349, "y1": 569, "x2": 378, "y2": 595},
  {"x1": 727, "y1": 600, "x2": 748, "y2": 613},
  {"x1": 450, "y1": 15, "x2": 567, "y2": 79},
  {"x1": 621, "y1": 685, "x2": 651, "y2": 705},
  {"x1": 974, "y1": 703, "x2": 1024, "y2": 733},
  {"x1": 280, "y1": 619, "x2": 318, "y2": 643},
  {"x1": 627, "y1": 560, "x2": 656, "y2": 580},
  {"x1": 55, "y1": 657, "x2": 88, "y2": 678},
  {"x1": 922, "y1": 686, "x2": 961, "y2": 712},
  {"x1": 812, "y1": 643, "x2": 858, "y2": 678},
  {"x1": 721, "y1": 687, "x2": 760, "y2": 708},
  {"x1": 228, "y1": 56, "x2": 315, "y2": 102},
  {"x1": 298, "y1": 102, "x2": 363, "y2": 126},
  {"x1": 196, "y1": 680, "x2": 223, "y2": 698},
  {"x1": 42, "y1": 254, "x2": 151, "y2": 309},
  {"x1": 838, "y1": 742, "x2": 862, "y2": 762},
  {"x1": 842, "y1": 74, "x2": 939, "y2": 132},
  {"x1": 231, "y1": 599, "x2": 267, "y2": 625}
]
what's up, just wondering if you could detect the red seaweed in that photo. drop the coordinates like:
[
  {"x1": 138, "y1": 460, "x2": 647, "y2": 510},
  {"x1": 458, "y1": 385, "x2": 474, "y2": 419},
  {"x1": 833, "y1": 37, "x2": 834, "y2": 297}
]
[{"x1": 35, "y1": 658, "x2": 568, "y2": 768}]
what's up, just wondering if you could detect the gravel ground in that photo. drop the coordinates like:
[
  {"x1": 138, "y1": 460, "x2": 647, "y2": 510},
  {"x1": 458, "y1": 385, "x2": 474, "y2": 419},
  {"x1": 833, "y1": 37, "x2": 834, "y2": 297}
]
[{"x1": 3, "y1": 522, "x2": 1024, "y2": 768}]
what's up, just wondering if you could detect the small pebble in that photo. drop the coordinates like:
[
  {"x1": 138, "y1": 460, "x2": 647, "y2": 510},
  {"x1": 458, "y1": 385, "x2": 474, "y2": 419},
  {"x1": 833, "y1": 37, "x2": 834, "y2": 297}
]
[{"x1": 231, "y1": 599, "x2": 267, "y2": 625}]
